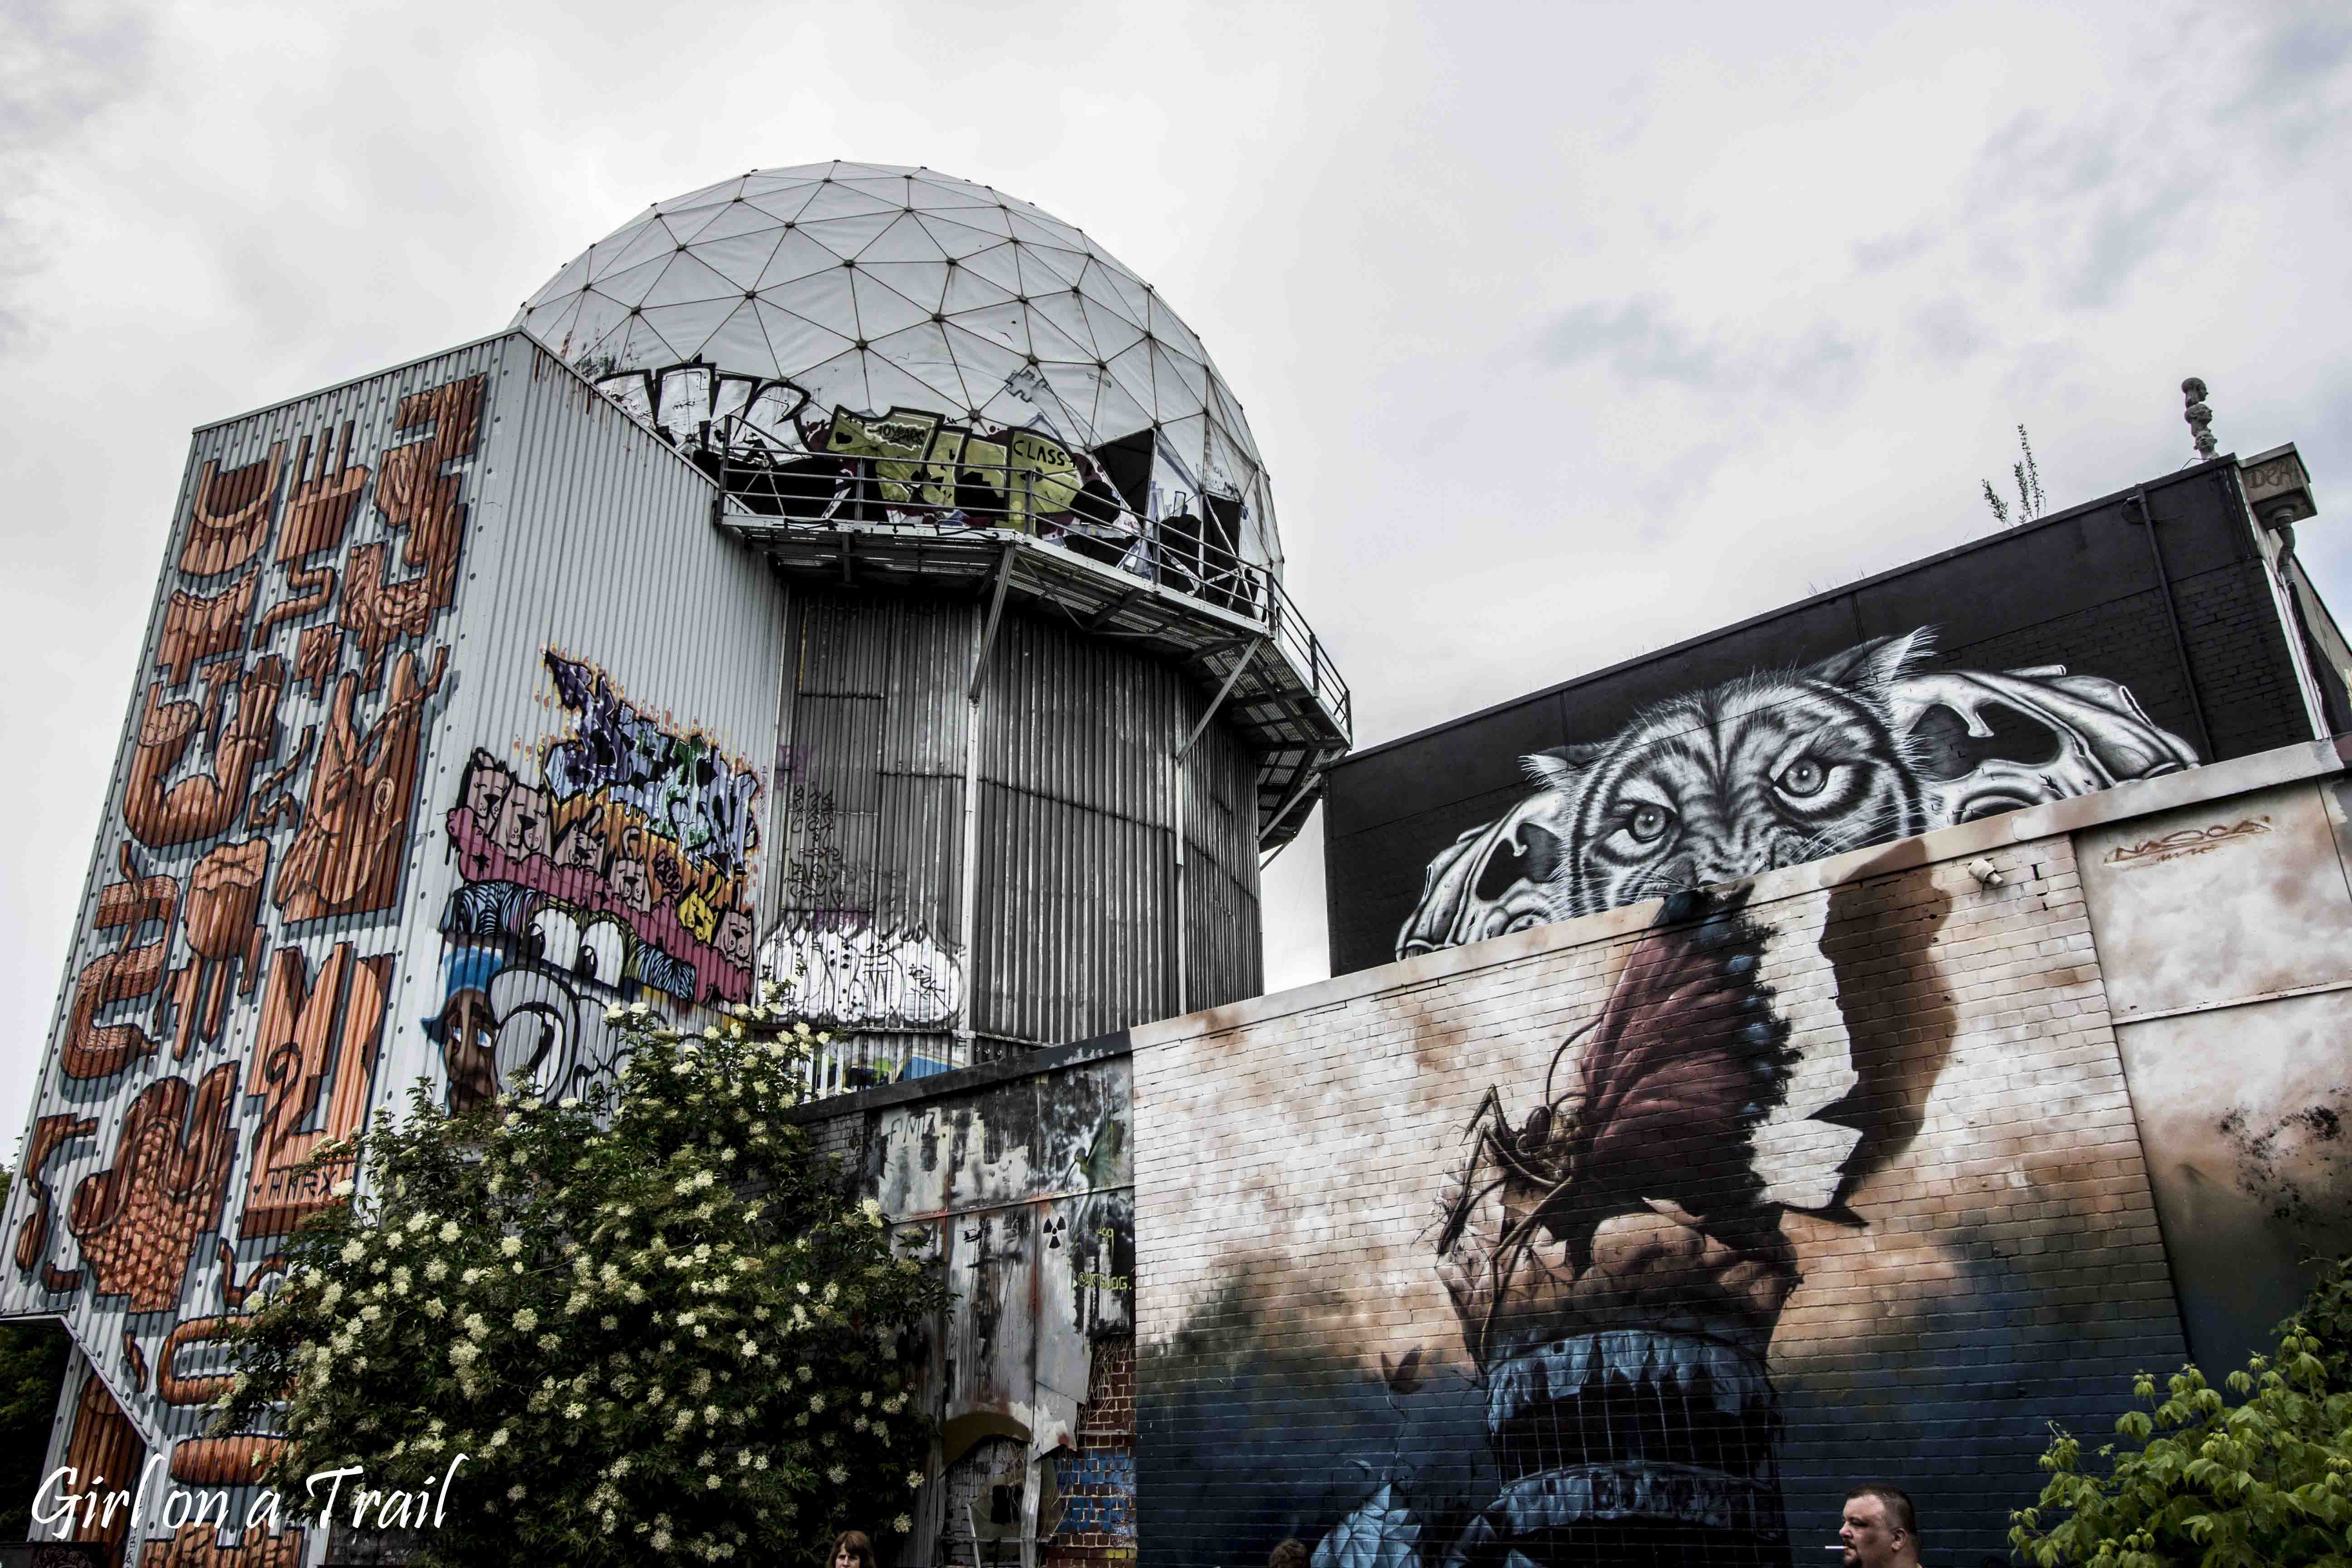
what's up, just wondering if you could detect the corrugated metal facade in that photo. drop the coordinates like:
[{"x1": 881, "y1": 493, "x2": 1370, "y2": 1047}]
[
  {"x1": 0, "y1": 332, "x2": 784, "y2": 1519},
  {"x1": 769, "y1": 588, "x2": 1263, "y2": 1070},
  {"x1": 1, "y1": 324, "x2": 1265, "y2": 1541}
]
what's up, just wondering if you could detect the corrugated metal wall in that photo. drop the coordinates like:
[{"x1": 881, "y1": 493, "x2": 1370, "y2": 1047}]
[
  {"x1": 0, "y1": 338, "x2": 514, "y2": 1494},
  {"x1": 769, "y1": 591, "x2": 975, "y2": 1070},
  {"x1": 1181, "y1": 696, "x2": 1265, "y2": 1009},
  {"x1": 0, "y1": 331, "x2": 786, "y2": 1514},
  {"x1": 977, "y1": 611, "x2": 1179, "y2": 1048},
  {"x1": 769, "y1": 588, "x2": 1264, "y2": 1069}
]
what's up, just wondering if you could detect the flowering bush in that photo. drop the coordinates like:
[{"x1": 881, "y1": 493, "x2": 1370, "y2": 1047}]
[{"x1": 217, "y1": 999, "x2": 945, "y2": 1567}]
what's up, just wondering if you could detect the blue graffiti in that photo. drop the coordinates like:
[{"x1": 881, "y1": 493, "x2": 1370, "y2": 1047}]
[
  {"x1": 1053, "y1": 1452, "x2": 1136, "y2": 1538},
  {"x1": 542, "y1": 652, "x2": 760, "y2": 875}
]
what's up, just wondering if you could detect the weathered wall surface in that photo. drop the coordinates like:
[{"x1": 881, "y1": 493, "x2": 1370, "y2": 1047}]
[
  {"x1": 764, "y1": 586, "x2": 1264, "y2": 1085},
  {"x1": 1138, "y1": 741, "x2": 2352, "y2": 1568},
  {"x1": 2079, "y1": 769, "x2": 2352, "y2": 1375},
  {"x1": 798, "y1": 1043, "x2": 1139, "y2": 1568}
]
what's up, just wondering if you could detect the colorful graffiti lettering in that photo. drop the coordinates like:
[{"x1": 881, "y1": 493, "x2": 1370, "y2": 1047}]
[
  {"x1": 542, "y1": 651, "x2": 761, "y2": 876},
  {"x1": 430, "y1": 652, "x2": 764, "y2": 1108}
]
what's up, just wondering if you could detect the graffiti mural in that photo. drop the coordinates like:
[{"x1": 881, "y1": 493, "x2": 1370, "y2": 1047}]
[
  {"x1": 0, "y1": 364, "x2": 485, "y2": 1558},
  {"x1": 432, "y1": 651, "x2": 764, "y2": 1108},
  {"x1": 760, "y1": 921, "x2": 965, "y2": 1031},
  {"x1": 1423, "y1": 890, "x2": 1810, "y2": 1565},
  {"x1": 1397, "y1": 630, "x2": 2198, "y2": 959},
  {"x1": 864, "y1": 1055, "x2": 1136, "y2": 1566},
  {"x1": 588, "y1": 358, "x2": 1136, "y2": 550}
]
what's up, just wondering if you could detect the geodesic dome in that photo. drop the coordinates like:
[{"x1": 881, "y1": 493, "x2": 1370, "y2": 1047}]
[{"x1": 512, "y1": 161, "x2": 1281, "y2": 573}]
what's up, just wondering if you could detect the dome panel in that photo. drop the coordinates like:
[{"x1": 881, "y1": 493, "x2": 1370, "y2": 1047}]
[
  {"x1": 754, "y1": 300, "x2": 857, "y2": 368},
  {"x1": 862, "y1": 261, "x2": 950, "y2": 314},
  {"x1": 586, "y1": 217, "x2": 672, "y2": 284},
  {"x1": 799, "y1": 183, "x2": 903, "y2": 224},
  {"x1": 660, "y1": 201, "x2": 738, "y2": 245},
  {"x1": 513, "y1": 162, "x2": 1282, "y2": 569},
  {"x1": 800, "y1": 211, "x2": 900, "y2": 260},
  {"x1": 849, "y1": 270, "x2": 935, "y2": 341},
  {"x1": 755, "y1": 228, "x2": 851, "y2": 291},
  {"x1": 916, "y1": 214, "x2": 1015, "y2": 260},
  {"x1": 642, "y1": 253, "x2": 743, "y2": 309}
]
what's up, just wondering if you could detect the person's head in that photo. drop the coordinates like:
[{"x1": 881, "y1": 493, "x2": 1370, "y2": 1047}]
[
  {"x1": 1840, "y1": 1486, "x2": 1919, "y2": 1568},
  {"x1": 831, "y1": 1531, "x2": 877, "y2": 1568},
  {"x1": 1269, "y1": 1539, "x2": 1312, "y2": 1568}
]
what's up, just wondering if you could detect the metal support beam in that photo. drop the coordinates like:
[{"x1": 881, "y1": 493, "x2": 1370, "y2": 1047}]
[
  {"x1": 1084, "y1": 586, "x2": 1147, "y2": 631},
  {"x1": 968, "y1": 544, "x2": 1017, "y2": 702},
  {"x1": 1174, "y1": 639, "x2": 1261, "y2": 761},
  {"x1": 1257, "y1": 757, "x2": 1325, "y2": 848}
]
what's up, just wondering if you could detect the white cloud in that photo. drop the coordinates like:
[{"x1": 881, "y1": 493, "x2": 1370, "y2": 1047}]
[{"x1": 5, "y1": 0, "x2": 2351, "y2": 1143}]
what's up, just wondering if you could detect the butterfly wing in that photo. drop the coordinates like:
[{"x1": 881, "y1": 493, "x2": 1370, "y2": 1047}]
[{"x1": 1566, "y1": 887, "x2": 1793, "y2": 1219}]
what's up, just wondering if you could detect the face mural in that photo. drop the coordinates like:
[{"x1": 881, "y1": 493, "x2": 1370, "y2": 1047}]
[{"x1": 1397, "y1": 630, "x2": 2198, "y2": 959}]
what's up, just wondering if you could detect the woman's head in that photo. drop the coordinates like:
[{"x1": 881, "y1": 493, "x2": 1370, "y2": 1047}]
[{"x1": 832, "y1": 1531, "x2": 878, "y2": 1568}]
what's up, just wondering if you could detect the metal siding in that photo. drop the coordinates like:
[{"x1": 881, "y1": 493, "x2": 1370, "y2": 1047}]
[
  {"x1": 973, "y1": 783, "x2": 1175, "y2": 1046},
  {"x1": 1180, "y1": 688, "x2": 1265, "y2": 1009},
  {"x1": 416, "y1": 333, "x2": 786, "y2": 1103},
  {"x1": 0, "y1": 338, "x2": 524, "y2": 1482}
]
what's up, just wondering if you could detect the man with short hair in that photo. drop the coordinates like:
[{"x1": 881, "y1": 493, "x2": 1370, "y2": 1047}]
[
  {"x1": 1267, "y1": 1539, "x2": 1311, "y2": 1568},
  {"x1": 1839, "y1": 1485, "x2": 1921, "y2": 1568}
]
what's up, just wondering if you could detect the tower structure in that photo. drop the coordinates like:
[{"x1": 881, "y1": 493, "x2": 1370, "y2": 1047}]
[
  {"x1": 0, "y1": 162, "x2": 1348, "y2": 1554},
  {"x1": 515, "y1": 162, "x2": 1351, "y2": 1075}
]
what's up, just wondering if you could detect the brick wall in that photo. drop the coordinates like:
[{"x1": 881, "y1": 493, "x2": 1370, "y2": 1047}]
[
  {"x1": 1135, "y1": 828, "x2": 2187, "y2": 1567},
  {"x1": 1045, "y1": 1340, "x2": 1138, "y2": 1568}
]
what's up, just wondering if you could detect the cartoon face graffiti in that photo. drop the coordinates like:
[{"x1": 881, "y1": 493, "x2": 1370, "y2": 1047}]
[
  {"x1": 714, "y1": 907, "x2": 755, "y2": 970},
  {"x1": 1398, "y1": 630, "x2": 2200, "y2": 960},
  {"x1": 461, "y1": 749, "x2": 516, "y2": 833},
  {"x1": 493, "y1": 783, "x2": 554, "y2": 861},
  {"x1": 553, "y1": 813, "x2": 610, "y2": 873}
]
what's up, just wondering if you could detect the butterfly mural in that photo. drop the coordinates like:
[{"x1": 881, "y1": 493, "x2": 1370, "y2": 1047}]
[{"x1": 1320, "y1": 887, "x2": 1854, "y2": 1568}]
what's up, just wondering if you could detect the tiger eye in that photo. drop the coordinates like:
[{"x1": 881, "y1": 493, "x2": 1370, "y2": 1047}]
[
  {"x1": 1779, "y1": 759, "x2": 1826, "y2": 797},
  {"x1": 1628, "y1": 805, "x2": 1670, "y2": 842}
]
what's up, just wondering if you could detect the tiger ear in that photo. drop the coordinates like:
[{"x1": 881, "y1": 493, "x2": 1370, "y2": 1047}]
[
  {"x1": 1808, "y1": 628, "x2": 1932, "y2": 694},
  {"x1": 1521, "y1": 743, "x2": 1603, "y2": 790}
]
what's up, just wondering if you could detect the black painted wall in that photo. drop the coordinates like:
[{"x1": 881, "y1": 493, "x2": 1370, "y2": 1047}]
[{"x1": 1324, "y1": 458, "x2": 2316, "y2": 975}]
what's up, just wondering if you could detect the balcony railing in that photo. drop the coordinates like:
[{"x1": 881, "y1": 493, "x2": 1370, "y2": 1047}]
[{"x1": 700, "y1": 442, "x2": 1352, "y2": 739}]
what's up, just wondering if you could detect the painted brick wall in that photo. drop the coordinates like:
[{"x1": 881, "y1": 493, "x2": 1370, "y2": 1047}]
[
  {"x1": 1045, "y1": 1341, "x2": 1139, "y2": 1568},
  {"x1": 1134, "y1": 830, "x2": 2187, "y2": 1568}
]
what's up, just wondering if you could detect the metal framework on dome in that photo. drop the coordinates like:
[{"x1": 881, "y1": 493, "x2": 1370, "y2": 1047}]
[{"x1": 513, "y1": 162, "x2": 1350, "y2": 846}]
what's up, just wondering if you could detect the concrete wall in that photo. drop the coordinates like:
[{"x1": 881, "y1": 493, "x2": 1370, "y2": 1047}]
[{"x1": 793, "y1": 1038, "x2": 1139, "y2": 1568}]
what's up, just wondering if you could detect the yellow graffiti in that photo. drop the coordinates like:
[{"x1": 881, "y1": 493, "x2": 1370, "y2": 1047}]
[{"x1": 826, "y1": 407, "x2": 1081, "y2": 531}]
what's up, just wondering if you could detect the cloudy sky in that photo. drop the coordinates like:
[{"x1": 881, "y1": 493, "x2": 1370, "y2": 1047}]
[{"x1": 4, "y1": 0, "x2": 2349, "y2": 1142}]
